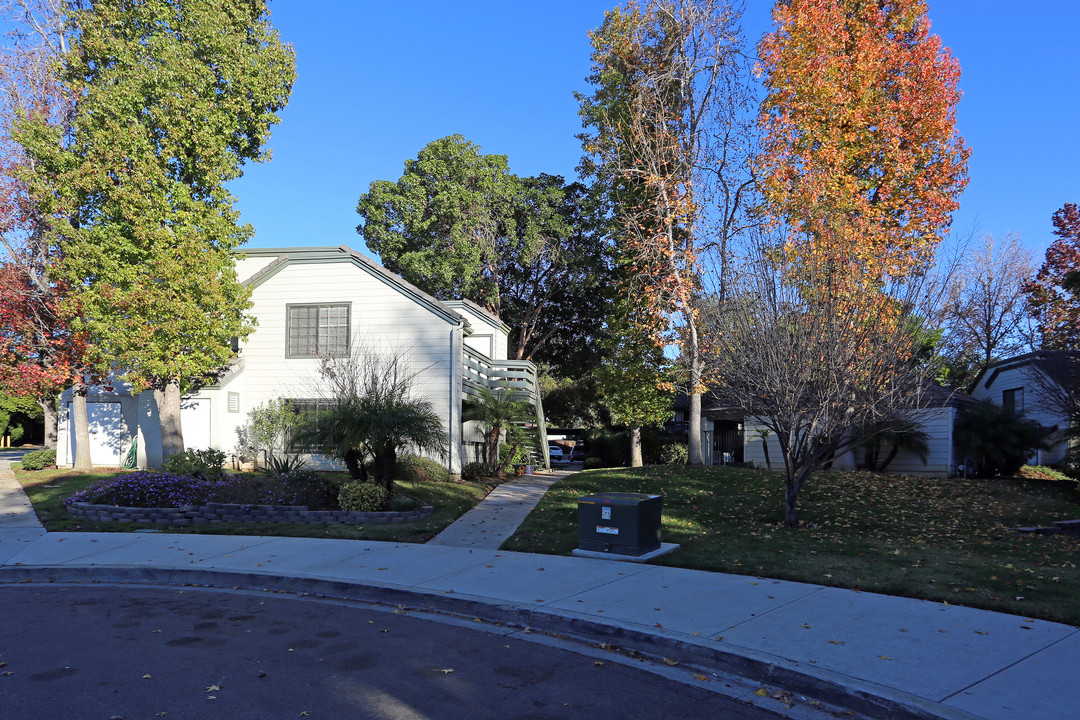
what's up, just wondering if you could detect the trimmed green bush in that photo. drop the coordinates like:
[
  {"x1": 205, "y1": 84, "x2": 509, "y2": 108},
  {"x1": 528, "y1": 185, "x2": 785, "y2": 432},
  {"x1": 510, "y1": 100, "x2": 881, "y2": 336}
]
[
  {"x1": 461, "y1": 461, "x2": 497, "y2": 480},
  {"x1": 396, "y1": 454, "x2": 451, "y2": 483},
  {"x1": 161, "y1": 448, "x2": 228, "y2": 482},
  {"x1": 659, "y1": 443, "x2": 688, "y2": 465},
  {"x1": 338, "y1": 481, "x2": 389, "y2": 512},
  {"x1": 583, "y1": 456, "x2": 606, "y2": 470},
  {"x1": 20, "y1": 448, "x2": 57, "y2": 471}
]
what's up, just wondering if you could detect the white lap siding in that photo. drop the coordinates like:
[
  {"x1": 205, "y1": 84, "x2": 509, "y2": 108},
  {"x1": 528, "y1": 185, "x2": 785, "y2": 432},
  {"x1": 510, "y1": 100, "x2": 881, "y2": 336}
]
[
  {"x1": 743, "y1": 407, "x2": 957, "y2": 477},
  {"x1": 234, "y1": 258, "x2": 463, "y2": 473}
]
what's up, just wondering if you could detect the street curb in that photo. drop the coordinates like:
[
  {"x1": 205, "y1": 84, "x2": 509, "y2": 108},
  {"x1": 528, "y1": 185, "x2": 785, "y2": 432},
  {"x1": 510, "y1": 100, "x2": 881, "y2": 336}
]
[{"x1": 0, "y1": 565, "x2": 977, "y2": 720}]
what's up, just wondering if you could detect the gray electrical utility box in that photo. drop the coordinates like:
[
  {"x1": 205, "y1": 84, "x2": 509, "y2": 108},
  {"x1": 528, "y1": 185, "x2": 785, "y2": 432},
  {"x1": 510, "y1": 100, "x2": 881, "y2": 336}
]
[{"x1": 577, "y1": 492, "x2": 662, "y2": 556}]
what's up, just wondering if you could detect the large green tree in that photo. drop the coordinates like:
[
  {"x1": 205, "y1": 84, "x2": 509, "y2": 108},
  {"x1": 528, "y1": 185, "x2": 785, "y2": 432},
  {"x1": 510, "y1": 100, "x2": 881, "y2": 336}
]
[
  {"x1": 18, "y1": 0, "x2": 295, "y2": 460},
  {"x1": 357, "y1": 135, "x2": 612, "y2": 370}
]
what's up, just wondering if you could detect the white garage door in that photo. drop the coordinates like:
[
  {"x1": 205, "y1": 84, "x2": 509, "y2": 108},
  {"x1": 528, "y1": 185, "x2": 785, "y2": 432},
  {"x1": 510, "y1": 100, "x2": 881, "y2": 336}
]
[
  {"x1": 68, "y1": 402, "x2": 124, "y2": 466},
  {"x1": 181, "y1": 398, "x2": 211, "y2": 451}
]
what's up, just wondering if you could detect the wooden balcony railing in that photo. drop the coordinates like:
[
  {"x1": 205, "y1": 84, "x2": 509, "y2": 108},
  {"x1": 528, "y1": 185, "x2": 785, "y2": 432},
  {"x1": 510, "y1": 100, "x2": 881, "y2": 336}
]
[{"x1": 462, "y1": 346, "x2": 549, "y2": 468}]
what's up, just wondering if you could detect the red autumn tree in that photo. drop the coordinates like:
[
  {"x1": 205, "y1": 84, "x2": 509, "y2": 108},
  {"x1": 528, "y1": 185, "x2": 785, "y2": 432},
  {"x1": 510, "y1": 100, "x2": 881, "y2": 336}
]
[
  {"x1": 1024, "y1": 203, "x2": 1080, "y2": 349},
  {"x1": 758, "y1": 0, "x2": 969, "y2": 286}
]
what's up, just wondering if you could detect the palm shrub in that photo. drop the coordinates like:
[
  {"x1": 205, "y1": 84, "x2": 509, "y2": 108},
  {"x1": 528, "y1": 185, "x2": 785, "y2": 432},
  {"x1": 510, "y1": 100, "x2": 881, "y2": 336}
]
[
  {"x1": 955, "y1": 400, "x2": 1055, "y2": 477},
  {"x1": 463, "y1": 384, "x2": 534, "y2": 473},
  {"x1": 862, "y1": 420, "x2": 931, "y2": 472},
  {"x1": 295, "y1": 395, "x2": 447, "y2": 494}
]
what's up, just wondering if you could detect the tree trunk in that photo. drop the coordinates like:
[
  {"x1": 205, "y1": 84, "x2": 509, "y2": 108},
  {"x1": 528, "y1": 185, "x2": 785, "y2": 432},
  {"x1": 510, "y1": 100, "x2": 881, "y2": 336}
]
[
  {"x1": 343, "y1": 448, "x2": 366, "y2": 481},
  {"x1": 629, "y1": 426, "x2": 643, "y2": 467},
  {"x1": 158, "y1": 379, "x2": 185, "y2": 459},
  {"x1": 373, "y1": 448, "x2": 396, "y2": 494},
  {"x1": 761, "y1": 432, "x2": 772, "y2": 471},
  {"x1": 71, "y1": 382, "x2": 92, "y2": 472},
  {"x1": 784, "y1": 481, "x2": 799, "y2": 527},
  {"x1": 40, "y1": 394, "x2": 58, "y2": 450},
  {"x1": 687, "y1": 342, "x2": 703, "y2": 464}
]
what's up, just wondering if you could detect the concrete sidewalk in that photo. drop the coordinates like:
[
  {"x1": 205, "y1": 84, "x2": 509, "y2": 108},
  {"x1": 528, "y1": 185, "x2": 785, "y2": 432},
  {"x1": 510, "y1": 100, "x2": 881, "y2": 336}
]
[
  {"x1": 1, "y1": 456, "x2": 1076, "y2": 719},
  {"x1": 426, "y1": 468, "x2": 572, "y2": 548}
]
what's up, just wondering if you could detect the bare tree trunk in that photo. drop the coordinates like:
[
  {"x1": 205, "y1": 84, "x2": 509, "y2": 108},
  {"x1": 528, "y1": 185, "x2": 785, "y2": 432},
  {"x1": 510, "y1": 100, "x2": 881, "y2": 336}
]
[
  {"x1": 40, "y1": 394, "x2": 58, "y2": 450},
  {"x1": 629, "y1": 425, "x2": 643, "y2": 467},
  {"x1": 688, "y1": 388, "x2": 703, "y2": 465},
  {"x1": 157, "y1": 379, "x2": 185, "y2": 459},
  {"x1": 71, "y1": 382, "x2": 92, "y2": 471},
  {"x1": 687, "y1": 345, "x2": 703, "y2": 465}
]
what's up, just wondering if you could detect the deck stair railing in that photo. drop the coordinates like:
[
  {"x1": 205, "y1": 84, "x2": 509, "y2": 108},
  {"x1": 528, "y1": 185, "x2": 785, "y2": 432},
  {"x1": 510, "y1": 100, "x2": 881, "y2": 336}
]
[{"x1": 462, "y1": 346, "x2": 549, "y2": 468}]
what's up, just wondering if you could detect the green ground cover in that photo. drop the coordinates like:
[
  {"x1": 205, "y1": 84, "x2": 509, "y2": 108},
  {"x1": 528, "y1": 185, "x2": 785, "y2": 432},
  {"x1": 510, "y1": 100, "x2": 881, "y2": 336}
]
[
  {"x1": 502, "y1": 465, "x2": 1080, "y2": 626},
  {"x1": 15, "y1": 465, "x2": 498, "y2": 543}
]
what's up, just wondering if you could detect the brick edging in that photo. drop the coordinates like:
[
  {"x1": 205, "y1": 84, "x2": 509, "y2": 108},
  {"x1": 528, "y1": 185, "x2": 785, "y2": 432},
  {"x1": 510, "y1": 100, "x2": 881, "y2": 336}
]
[{"x1": 66, "y1": 500, "x2": 433, "y2": 526}]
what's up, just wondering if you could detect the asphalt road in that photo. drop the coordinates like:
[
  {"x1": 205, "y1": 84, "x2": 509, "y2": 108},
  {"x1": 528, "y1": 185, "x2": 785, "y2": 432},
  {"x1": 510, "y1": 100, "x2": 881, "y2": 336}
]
[{"x1": 0, "y1": 585, "x2": 784, "y2": 720}]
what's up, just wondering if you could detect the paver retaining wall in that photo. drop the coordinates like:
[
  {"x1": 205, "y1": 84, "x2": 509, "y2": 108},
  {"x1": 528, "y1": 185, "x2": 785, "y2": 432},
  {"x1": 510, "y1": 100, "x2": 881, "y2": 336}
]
[{"x1": 66, "y1": 501, "x2": 433, "y2": 526}]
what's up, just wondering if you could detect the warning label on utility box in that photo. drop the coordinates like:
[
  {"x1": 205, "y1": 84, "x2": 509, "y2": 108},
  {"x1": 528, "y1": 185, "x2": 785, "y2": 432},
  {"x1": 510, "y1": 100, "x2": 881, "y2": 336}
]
[{"x1": 596, "y1": 526, "x2": 619, "y2": 535}]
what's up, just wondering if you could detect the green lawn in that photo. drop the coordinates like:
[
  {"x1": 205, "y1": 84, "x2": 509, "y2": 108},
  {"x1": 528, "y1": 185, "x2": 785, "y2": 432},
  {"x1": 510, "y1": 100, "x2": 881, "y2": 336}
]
[
  {"x1": 502, "y1": 465, "x2": 1080, "y2": 627},
  {"x1": 15, "y1": 465, "x2": 498, "y2": 543}
]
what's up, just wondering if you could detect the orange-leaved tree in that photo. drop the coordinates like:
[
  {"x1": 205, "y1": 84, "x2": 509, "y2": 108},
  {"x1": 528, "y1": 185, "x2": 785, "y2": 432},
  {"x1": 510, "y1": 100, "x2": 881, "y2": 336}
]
[
  {"x1": 726, "y1": 0, "x2": 969, "y2": 523},
  {"x1": 758, "y1": 0, "x2": 969, "y2": 289}
]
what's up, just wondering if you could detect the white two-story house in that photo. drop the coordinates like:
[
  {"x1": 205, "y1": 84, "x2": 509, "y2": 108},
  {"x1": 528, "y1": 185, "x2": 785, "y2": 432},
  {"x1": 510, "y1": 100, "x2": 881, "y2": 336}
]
[
  {"x1": 969, "y1": 351, "x2": 1079, "y2": 466},
  {"x1": 56, "y1": 245, "x2": 549, "y2": 474}
]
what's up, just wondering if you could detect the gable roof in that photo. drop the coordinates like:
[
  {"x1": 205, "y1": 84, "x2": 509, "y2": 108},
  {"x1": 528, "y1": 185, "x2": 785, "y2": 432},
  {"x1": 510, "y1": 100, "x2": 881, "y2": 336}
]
[
  {"x1": 444, "y1": 299, "x2": 511, "y2": 334},
  {"x1": 970, "y1": 350, "x2": 1080, "y2": 392},
  {"x1": 237, "y1": 245, "x2": 465, "y2": 327}
]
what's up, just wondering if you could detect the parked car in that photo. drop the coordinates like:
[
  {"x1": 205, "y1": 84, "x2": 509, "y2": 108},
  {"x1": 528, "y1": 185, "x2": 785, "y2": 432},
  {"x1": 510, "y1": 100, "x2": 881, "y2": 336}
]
[
  {"x1": 570, "y1": 445, "x2": 586, "y2": 462},
  {"x1": 548, "y1": 444, "x2": 564, "y2": 462}
]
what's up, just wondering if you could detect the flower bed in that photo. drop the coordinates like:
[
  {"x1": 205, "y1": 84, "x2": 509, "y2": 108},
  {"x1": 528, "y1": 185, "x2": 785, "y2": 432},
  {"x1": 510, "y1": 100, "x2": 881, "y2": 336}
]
[
  {"x1": 66, "y1": 500, "x2": 433, "y2": 526},
  {"x1": 63, "y1": 469, "x2": 432, "y2": 526}
]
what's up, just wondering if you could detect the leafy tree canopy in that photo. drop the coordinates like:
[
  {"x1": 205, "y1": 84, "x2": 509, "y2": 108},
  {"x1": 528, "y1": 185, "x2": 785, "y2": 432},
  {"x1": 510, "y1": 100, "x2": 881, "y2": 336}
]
[
  {"x1": 358, "y1": 135, "x2": 613, "y2": 371},
  {"x1": 17, "y1": 0, "x2": 295, "y2": 391}
]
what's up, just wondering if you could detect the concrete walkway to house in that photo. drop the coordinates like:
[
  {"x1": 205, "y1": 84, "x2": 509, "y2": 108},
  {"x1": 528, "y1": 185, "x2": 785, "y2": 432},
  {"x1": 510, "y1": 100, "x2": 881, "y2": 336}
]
[
  {"x1": 0, "y1": 453, "x2": 1077, "y2": 720},
  {"x1": 426, "y1": 467, "x2": 575, "y2": 549}
]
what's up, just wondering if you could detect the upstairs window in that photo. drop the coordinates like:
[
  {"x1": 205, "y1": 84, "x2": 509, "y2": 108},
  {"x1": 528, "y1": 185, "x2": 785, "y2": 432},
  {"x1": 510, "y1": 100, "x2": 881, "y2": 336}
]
[
  {"x1": 287, "y1": 303, "x2": 349, "y2": 358},
  {"x1": 1003, "y1": 387, "x2": 1024, "y2": 414}
]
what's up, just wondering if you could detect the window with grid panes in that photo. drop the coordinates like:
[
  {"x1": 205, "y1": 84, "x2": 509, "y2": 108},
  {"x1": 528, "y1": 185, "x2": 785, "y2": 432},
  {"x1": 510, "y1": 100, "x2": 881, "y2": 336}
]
[{"x1": 286, "y1": 303, "x2": 349, "y2": 357}]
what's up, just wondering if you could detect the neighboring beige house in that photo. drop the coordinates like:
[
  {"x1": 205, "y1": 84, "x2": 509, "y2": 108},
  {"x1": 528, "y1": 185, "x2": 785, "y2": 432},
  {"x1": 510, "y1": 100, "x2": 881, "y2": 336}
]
[
  {"x1": 969, "y1": 351, "x2": 1079, "y2": 466},
  {"x1": 56, "y1": 245, "x2": 548, "y2": 473},
  {"x1": 671, "y1": 388, "x2": 974, "y2": 477}
]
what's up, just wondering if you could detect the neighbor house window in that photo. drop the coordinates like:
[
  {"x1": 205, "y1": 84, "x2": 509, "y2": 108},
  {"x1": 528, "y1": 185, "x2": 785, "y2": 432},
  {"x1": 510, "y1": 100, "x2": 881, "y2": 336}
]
[
  {"x1": 1003, "y1": 387, "x2": 1024, "y2": 414},
  {"x1": 286, "y1": 303, "x2": 349, "y2": 358},
  {"x1": 286, "y1": 398, "x2": 332, "y2": 451}
]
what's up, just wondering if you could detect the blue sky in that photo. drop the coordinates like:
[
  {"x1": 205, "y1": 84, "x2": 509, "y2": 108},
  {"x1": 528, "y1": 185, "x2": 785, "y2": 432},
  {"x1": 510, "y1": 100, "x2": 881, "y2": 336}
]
[{"x1": 232, "y1": 1, "x2": 1079, "y2": 263}]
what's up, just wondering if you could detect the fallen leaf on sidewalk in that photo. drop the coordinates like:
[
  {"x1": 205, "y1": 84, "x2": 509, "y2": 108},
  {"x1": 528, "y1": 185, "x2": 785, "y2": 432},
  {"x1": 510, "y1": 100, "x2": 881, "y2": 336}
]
[
  {"x1": 828, "y1": 640, "x2": 844, "y2": 645},
  {"x1": 661, "y1": 657, "x2": 678, "y2": 666}
]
